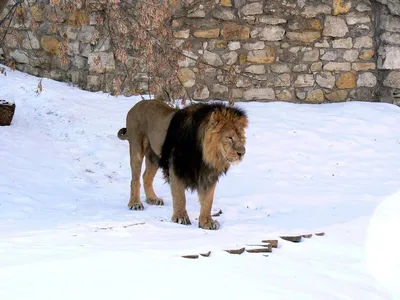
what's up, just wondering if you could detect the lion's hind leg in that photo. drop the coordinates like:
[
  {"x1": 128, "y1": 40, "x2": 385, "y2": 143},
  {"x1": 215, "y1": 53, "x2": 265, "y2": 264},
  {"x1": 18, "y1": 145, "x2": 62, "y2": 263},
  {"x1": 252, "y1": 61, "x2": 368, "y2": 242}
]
[
  {"x1": 143, "y1": 149, "x2": 164, "y2": 206},
  {"x1": 127, "y1": 140, "x2": 145, "y2": 210}
]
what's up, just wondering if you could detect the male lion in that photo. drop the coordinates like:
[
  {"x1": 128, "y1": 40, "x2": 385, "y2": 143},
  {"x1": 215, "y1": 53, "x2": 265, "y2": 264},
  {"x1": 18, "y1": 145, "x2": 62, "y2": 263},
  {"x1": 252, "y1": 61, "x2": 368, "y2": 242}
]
[{"x1": 117, "y1": 99, "x2": 248, "y2": 230}]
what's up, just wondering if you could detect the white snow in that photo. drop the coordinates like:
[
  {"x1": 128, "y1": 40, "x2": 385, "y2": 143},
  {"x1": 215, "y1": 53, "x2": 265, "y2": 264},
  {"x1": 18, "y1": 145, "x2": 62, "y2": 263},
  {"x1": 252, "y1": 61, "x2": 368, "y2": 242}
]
[
  {"x1": 1, "y1": 64, "x2": 400, "y2": 300},
  {"x1": 0, "y1": 99, "x2": 14, "y2": 105}
]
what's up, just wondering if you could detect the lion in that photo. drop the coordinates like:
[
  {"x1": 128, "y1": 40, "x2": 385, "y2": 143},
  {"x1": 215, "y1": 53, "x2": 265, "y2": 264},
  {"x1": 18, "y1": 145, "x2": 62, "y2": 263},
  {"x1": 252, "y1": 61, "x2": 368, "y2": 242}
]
[{"x1": 117, "y1": 99, "x2": 248, "y2": 230}]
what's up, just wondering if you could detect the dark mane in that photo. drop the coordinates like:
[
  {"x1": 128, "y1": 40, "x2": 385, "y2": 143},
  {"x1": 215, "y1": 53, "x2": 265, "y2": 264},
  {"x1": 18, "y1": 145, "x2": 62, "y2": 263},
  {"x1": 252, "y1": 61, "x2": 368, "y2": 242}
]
[{"x1": 158, "y1": 102, "x2": 246, "y2": 191}]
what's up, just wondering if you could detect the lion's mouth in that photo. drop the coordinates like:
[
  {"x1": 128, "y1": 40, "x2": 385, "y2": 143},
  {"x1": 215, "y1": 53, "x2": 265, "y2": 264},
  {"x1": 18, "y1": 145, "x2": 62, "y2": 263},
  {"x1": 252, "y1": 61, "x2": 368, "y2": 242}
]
[
  {"x1": 225, "y1": 156, "x2": 241, "y2": 163},
  {"x1": 225, "y1": 157, "x2": 233, "y2": 162}
]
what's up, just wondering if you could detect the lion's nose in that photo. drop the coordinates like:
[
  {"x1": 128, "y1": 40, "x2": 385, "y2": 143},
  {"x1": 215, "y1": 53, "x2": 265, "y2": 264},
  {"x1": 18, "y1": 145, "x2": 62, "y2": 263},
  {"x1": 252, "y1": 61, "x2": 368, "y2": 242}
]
[{"x1": 237, "y1": 146, "x2": 246, "y2": 157}]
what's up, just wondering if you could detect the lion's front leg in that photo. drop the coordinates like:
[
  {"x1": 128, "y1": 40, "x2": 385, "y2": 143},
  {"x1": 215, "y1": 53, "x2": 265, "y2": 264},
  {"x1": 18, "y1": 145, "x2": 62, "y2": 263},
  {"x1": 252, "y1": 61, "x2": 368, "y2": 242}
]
[
  {"x1": 169, "y1": 168, "x2": 191, "y2": 225},
  {"x1": 198, "y1": 183, "x2": 220, "y2": 230}
]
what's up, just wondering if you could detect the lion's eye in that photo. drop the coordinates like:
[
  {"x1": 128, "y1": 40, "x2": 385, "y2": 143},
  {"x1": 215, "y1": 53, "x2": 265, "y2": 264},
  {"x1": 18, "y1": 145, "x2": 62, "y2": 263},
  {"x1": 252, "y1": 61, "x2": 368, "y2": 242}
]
[{"x1": 227, "y1": 136, "x2": 233, "y2": 141}]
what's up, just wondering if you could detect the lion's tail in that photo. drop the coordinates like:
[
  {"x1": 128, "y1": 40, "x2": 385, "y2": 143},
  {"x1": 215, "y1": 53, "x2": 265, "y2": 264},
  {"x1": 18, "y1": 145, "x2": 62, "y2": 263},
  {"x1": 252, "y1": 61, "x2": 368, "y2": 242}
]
[{"x1": 117, "y1": 127, "x2": 128, "y2": 140}]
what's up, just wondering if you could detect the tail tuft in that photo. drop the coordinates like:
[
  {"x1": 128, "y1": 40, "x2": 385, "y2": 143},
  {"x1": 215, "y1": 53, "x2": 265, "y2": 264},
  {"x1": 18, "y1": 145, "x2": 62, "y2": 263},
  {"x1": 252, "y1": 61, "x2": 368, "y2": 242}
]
[{"x1": 117, "y1": 127, "x2": 128, "y2": 140}]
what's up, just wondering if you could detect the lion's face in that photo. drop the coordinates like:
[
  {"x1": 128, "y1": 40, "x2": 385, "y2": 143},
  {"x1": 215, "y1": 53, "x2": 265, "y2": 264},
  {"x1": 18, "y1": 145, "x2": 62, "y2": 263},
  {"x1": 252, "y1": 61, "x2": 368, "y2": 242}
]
[
  {"x1": 202, "y1": 107, "x2": 248, "y2": 171},
  {"x1": 218, "y1": 123, "x2": 247, "y2": 164}
]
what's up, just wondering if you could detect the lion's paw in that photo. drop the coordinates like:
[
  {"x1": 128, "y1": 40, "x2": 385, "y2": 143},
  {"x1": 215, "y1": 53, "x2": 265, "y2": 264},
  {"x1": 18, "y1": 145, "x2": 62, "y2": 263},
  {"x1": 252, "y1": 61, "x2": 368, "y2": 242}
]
[
  {"x1": 146, "y1": 197, "x2": 164, "y2": 206},
  {"x1": 128, "y1": 201, "x2": 144, "y2": 210},
  {"x1": 199, "y1": 219, "x2": 220, "y2": 230},
  {"x1": 172, "y1": 212, "x2": 191, "y2": 225}
]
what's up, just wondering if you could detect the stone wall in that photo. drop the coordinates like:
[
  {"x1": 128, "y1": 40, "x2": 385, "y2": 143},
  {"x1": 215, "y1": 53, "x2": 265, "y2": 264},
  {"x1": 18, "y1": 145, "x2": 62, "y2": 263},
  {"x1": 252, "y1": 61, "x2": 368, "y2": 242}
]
[
  {"x1": 376, "y1": 0, "x2": 400, "y2": 102},
  {"x1": 1, "y1": 0, "x2": 400, "y2": 105},
  {"x1": 0, "y1": 0, "x2": 136, "y2": 94},
  {"x1": 174, "y1": 0, "x2": 380, "y2": 103}
]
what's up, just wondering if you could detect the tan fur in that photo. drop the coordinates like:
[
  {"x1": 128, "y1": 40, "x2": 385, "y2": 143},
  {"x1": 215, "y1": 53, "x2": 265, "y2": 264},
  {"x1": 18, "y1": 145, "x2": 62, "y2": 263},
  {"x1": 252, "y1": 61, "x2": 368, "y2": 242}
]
[
  {"x1": 198, "y1": 182, "x2": 218, "y2": 230},
  {"x1": 118, "y1": 99, "x2": 248, "y2": 230},
  {"x1": 118, "y1": 100, "x2": 177, "y2": 210},
  {"x1": 170, "y1": 168, "x2": 191, "y2": 225},
  {"x1": 201, "y1": 109, "x2": 248, "y2": 172}
]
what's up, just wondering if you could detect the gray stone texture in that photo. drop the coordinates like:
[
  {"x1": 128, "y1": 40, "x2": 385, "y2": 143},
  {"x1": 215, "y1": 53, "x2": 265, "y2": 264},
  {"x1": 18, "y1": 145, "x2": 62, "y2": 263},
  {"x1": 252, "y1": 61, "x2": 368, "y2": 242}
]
[
  {"x1": 203, "y1": 50, "x2": 223, "y2": 67},
  {"x1": 301, "y1": 5, "x2": 331, "y2": 18},
  {"x1": 243, "y1": 88, "x2": 275, "y2": 101},
  {"x1": 323, "y1": 16, "x2": 349, "y2": 38},
  {"x1": 212, "y1": 7, "x2": 236, "y2": 20},
  {"x1": 383, "y1": 71, "x2": 400, "y2": 88},
  {"x1": 88, "y1": 52, "x2": 115, "y2": 73},
  {"x1": 316, "y1": 72, "x2": 336, "y2": 89},
  {"x1": 344, "y1": 50, "x2": 359, "y2": 62},
  {"x1": 376, "y1": 0, "x2": 400, "y2": 16},
  {"x1": 379, "y1": 46, "x2": 400, "y2": 69},
  {"x1": 357, "y1": 72, "x2": 377, "y2": 87},
  {"x1": 10, "y1": 50, "x2": 29, "y2": 64},
  {"x1": 254, "y1": 26, "x2": 286, "y2": 41},
  {"x1": 241, "y1": 2, "x2": 263, "y2": 15}
]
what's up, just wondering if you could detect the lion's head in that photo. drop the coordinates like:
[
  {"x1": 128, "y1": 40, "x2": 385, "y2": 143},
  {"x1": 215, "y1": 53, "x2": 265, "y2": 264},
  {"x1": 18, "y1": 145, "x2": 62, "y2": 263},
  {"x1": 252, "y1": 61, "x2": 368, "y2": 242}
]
[{"x1": 201, "y1": 105, "x2": 248, "y2": 171}]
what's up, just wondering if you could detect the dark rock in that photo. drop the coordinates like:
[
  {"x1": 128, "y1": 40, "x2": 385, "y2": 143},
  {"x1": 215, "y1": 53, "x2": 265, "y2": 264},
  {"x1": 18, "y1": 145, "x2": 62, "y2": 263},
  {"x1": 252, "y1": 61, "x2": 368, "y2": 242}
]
[
  {"x1": 246, "y1": 244, "x2": 273, "y2": 253},
  {"x1": 261, "y1": 239, "x2": 279, "y2": 248},
  {"x1": 224, "y1": 247, "x2": 245, "y2": 254},
  {"x1": 212, "y1": 209, "x2": 223, "y2": 217},
  {"x1": 280, "y1": 235, "x2": 302, "y2": 242},
  {"x1": 0, "y1": 100, "x2": 16, "y2": 126},
  {"x1": 357, "y1": 88, "x2": 378, "y2": 101},
  {"x1": 200, "y1": 251, "x2": 211, "y2": 257},
  {"x1": 182, "y1": 254, "x2": 199, "y2": 259}
]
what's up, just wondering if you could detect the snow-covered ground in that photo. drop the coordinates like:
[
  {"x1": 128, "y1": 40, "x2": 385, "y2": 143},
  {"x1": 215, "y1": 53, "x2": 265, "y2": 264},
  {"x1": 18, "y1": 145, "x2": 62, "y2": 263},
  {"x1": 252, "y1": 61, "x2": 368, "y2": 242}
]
[{"x1": 1, "y1": 65, "x2": 400, "y2": 300}]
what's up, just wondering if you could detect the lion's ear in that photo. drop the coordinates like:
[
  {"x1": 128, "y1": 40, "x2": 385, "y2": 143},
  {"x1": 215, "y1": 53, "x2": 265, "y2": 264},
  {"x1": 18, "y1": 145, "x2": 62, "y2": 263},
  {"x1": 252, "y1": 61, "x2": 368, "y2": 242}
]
[
  {"x1": 238, "y1": 116, "x2": 248, "y2": 129},
  {"x1": 210, "y1": 111, "x2": 222, "y2": 127}
]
